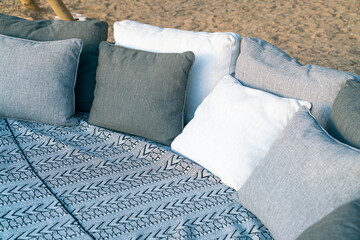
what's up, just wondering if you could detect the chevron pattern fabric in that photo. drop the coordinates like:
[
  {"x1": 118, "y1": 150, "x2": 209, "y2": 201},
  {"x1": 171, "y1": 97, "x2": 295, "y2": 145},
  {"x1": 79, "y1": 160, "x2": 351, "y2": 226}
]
[
  {"x1": 1, "y1": 114, "x2": 273, "y2": 239},
  {"x1": 0, "y1": 118, "x2": 92, "y2": 240}
]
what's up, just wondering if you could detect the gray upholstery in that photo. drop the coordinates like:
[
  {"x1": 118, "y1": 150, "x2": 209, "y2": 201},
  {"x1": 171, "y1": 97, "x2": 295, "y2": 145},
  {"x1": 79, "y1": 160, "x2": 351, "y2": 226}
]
[
  {"x1": 297, "y1": 199, "x2": 360, "y2": 240},
  {"x1": 327, "y1": 79, "x2": 360, "y2": 149},
  {"x1": 89, "y1": 42, "x2": 194, "y2": 145},
  {"x1": 236, "y1": 107, "x2": 360, "y2": 240},
  {"x1": 235, "y1": 37, "x2": 359, "y2": 127},
  {"x1": 0, "y1": 13, "x2": 108, "y2": 112},
  {"x1": 0, "y1": 34, "x2": 82, "y2": 126}
]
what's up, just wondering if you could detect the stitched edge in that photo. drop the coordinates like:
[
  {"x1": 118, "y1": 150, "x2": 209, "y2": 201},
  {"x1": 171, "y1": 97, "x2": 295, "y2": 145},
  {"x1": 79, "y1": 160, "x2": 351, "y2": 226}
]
[{"x1": 5, "y1": 119, "x2": 96, "y2": 240}]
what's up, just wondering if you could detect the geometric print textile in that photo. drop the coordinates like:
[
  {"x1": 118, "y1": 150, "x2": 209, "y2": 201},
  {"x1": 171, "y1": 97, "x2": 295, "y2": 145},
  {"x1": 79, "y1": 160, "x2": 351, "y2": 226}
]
[
  {"x1": 1, "y1": 114, "x2": 273, "y2": 239},
  {"x1": 0, "y1": 118, "x2": 91, "y2": 240}
]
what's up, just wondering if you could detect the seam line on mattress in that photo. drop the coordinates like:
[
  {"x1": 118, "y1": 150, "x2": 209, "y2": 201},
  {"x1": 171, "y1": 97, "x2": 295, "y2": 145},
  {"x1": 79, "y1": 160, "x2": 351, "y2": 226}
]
[{"x1": 5, "y1": 119, "x2": 96, "y2": 240}]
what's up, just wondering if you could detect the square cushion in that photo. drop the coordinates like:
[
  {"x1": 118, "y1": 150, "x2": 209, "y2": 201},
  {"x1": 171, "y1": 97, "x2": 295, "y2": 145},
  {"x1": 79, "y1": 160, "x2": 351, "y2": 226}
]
[
  {"x1": 235, "y1": 37, "x2": 360, "y2": 127},
  {"x1": 0, "y1": 34, "x2": 82, "y2": 125},
  {"x1": 327, "y1": 79, "x2": 360, "y2": 149},
  {"x1": 171, "y1": 75, "x2": 310, "y2": 190},
  {"x1": 297, "y1": 199, "x2": 360, "y2": 240},
  {"x1": 114, "y1": 20, "x2": 241, "y2": 123},
  {"x1": 0, "y1": 14, "x2": 108, "y2": 112},
  {"x1": 89, "y1": 42, "x2": 194, "y2": 145},
  {"x1": 236, "y1": 107, "x2": 360, "y2": 240}
]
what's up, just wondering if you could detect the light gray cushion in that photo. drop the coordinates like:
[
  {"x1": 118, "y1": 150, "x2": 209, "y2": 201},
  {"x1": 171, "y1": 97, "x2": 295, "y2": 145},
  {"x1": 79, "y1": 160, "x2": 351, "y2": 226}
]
[
  {"x1": 236, "y1": 107, "x2": 360, "y2": 240},
  {"x1": 89, "y1": 42, "x2": 195, "y2": 145},
  {"x1": 235, "y1": 37, "x2": 360, "y2": 127},
  {"x1": 297, "y1": 199, "x2": 360, "y2": 240},
  {"x1": 0, "y1": 34, "x2": 82, "y2": 125},
  {"x1": 327, "y1": 79, "x2": 360, "y2": 149},
  {"x1": 0, "y1": 13, "x2": 108, "y2": 112}
]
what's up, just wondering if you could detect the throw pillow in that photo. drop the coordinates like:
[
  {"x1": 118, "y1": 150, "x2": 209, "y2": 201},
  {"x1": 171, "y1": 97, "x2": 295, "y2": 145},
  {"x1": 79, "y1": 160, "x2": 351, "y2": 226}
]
[
  {"x1": 114, "y1": 20, "x2": 241, "y2": 123},
  {"x1": 171, "y1": 75, "x2": 311, "y2": 190},
  {"x1": 235, "y1": 37, "x2": 360, "y2": 127},
  {"x1": 0, "y1": 13, "x2": 108, "y2": 112},
  {"x1": 297, "y1": 199, "x2": 360, "y2": 240},
  {"x1": 236, "y1": 107, "x2": 360, "y2": 240},
  {"x1": 327, "y1": 79, "x2": 360, "y2": 149},
  {"x1": 0, "y1": 34, "x2": 82, "y2": 125},
  {"x1": 89, "y1": 42, "x2": 194, "y2": 145}
]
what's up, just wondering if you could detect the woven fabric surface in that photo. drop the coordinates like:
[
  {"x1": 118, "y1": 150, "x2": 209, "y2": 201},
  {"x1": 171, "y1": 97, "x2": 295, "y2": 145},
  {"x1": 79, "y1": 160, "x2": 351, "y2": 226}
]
[
  {"x1": 0, "y1": 118, "x2": 92, "y2": 240},
  {"x1": 1, "y1": 114, "x2": 272, "y2": 239}
]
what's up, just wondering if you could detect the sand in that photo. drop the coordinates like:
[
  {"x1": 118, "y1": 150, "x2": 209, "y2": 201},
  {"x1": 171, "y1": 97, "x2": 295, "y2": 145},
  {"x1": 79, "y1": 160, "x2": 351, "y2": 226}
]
[{"x1": 1, "y1": 0, "x2": 359, "y2": 75}]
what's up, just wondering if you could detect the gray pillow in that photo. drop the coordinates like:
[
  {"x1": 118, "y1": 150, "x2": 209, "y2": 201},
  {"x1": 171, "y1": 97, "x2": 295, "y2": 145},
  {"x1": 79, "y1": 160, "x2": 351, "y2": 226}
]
[
  {"x1": 89, "y1": 42, "x2": 195, "y2": 145},
  {"x1": 235, "y1": 37, "x2": 360, "y2": 127},
  {"x1": 297, "y1": 199, "x2": 360, "y2": 240},
  {"x1": 236, "y1": 107, "x2": 360, "y2": 240},
  {"x1": 327, "y1": 79, "x2": 360, "y2": 149},
  {"x1": 0, "y1": 13, "x2": 108, "y2": 112},
  {"x1": 0, "y1": 34, "x2": 82, "y2": 126}
]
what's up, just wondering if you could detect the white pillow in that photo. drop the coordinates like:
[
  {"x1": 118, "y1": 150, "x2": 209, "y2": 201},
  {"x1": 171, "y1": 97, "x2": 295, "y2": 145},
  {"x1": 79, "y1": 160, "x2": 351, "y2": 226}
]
[
  {"x1": 114, "y1": 20, "x2": 241, "y2": 123},
  {"x1": 171, "y1": 75, "x2": 311, "y2": 190}
]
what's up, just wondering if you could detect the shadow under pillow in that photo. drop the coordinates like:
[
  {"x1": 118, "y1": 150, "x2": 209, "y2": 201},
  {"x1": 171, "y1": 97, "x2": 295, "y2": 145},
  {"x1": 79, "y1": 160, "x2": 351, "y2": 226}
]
[{"x1": 89, "y1": 42, "x2": 194, "y2": 145}]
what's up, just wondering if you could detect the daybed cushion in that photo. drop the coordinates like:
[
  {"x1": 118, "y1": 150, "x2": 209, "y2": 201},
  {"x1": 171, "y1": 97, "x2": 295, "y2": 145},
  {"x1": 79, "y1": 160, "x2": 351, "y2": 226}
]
[
  {"x1": 235, "y1": 37, "x2": 360, "y2": 127},
  {"x1": 1, "y1": 115, "x2": 273, "y2": 239},
  {"x1": 114, "y1": 20, "x2": 241, "y2": 123},
  {"x1": 236, "y1": 107, "x2": 360, "y2": 240},
  {"x1": 327, "y1": 79, "x2": 360, "y2": 149},
  {"x1": 171, "y1": 75, "x2": 311, "y2": 190},
  {"x1": 0, "y1": 13, "x2": 108, "y2": 112},
  {"x1": 297, "y1": 199, "x2": 360, "y2": 240},
  {"x1": 0, "y1": 119, "x2": 93, "y2": 240},
  {"x1": 89, "y1": 42, "x2": 194, "y2": 145},
  {"x1": 0, "y1": 34, "x2": 82, "y2": 126}
]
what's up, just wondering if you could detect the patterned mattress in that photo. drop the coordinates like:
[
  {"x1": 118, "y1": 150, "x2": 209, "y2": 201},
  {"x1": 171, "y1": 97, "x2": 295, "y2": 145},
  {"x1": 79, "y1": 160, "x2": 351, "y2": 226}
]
[{"x1": 0, "y1": 114, "x2": 272, "y2": 239}]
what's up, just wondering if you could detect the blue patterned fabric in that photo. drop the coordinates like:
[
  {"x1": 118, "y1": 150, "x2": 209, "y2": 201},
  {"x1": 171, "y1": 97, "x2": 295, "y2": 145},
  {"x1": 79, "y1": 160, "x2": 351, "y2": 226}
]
[
  {"x1": 0, "y1": 118, "x2": 91, "y2": 240},
  {"x1": 1, "y1": 114, "x2": 272, "y2": 239}
]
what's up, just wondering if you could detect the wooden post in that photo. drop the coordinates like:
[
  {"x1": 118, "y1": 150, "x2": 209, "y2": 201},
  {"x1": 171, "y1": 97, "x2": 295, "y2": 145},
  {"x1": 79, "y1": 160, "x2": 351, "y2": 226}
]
[
  {"x1": 45, "y1": 0, "x2": 75, "y2": 21},
  {"x1": 20, "y1": 0, "x2": 40, "y2": 11}
]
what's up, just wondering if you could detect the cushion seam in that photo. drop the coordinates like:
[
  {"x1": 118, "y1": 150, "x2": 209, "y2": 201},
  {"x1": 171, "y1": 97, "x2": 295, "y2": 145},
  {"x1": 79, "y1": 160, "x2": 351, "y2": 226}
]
[{"x1": 4, "y1": 119, "x2": 95, "y2": 240}]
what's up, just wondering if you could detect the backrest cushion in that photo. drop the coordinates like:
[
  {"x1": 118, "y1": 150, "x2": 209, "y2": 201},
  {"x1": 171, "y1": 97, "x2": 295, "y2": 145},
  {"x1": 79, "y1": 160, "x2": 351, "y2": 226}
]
[
  {"x1": 327, "y1": 79, "x2": 360, "y2": 149},
  {"x1": 235, "y1": 37, "x2": 359, "y2": 127},
  {"x1": 171, "y1": 75, "x2": 310, "y2": 190},
  {"x1": 0, "y1": 13, "x2": 108, "y2": 112},
  {"x1": 0, "y1": 34, "x2": 82, "y2": 125},
  {"x1": 297, "y1": 199, "x2": 360, "y2": 240},
  {"x1": 236, "y1": 107, "x2": 360, "y2": 240},
  {"x1": 114, "y1": 20, "x2": 241, "y2": 123},
  {"x1": 89, "y1": 42, "x2": 194, "y2": 145}
]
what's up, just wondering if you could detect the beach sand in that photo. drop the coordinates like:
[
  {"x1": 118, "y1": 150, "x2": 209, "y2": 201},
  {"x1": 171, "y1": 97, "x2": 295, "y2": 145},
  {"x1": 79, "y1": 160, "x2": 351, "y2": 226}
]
[{"x1": 1, "y1": 0, "x2": 359, "y2": 75}]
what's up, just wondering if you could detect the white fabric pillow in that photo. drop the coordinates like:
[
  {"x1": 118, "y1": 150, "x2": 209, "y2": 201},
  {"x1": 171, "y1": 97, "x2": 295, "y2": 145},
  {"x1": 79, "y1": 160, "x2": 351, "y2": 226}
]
[
  {"x1": 171, "y1": 75, "x2": 311, "y2": 190},
  {"x1": 114, "y1": 20, "x2": 241, "y2": 123}
]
